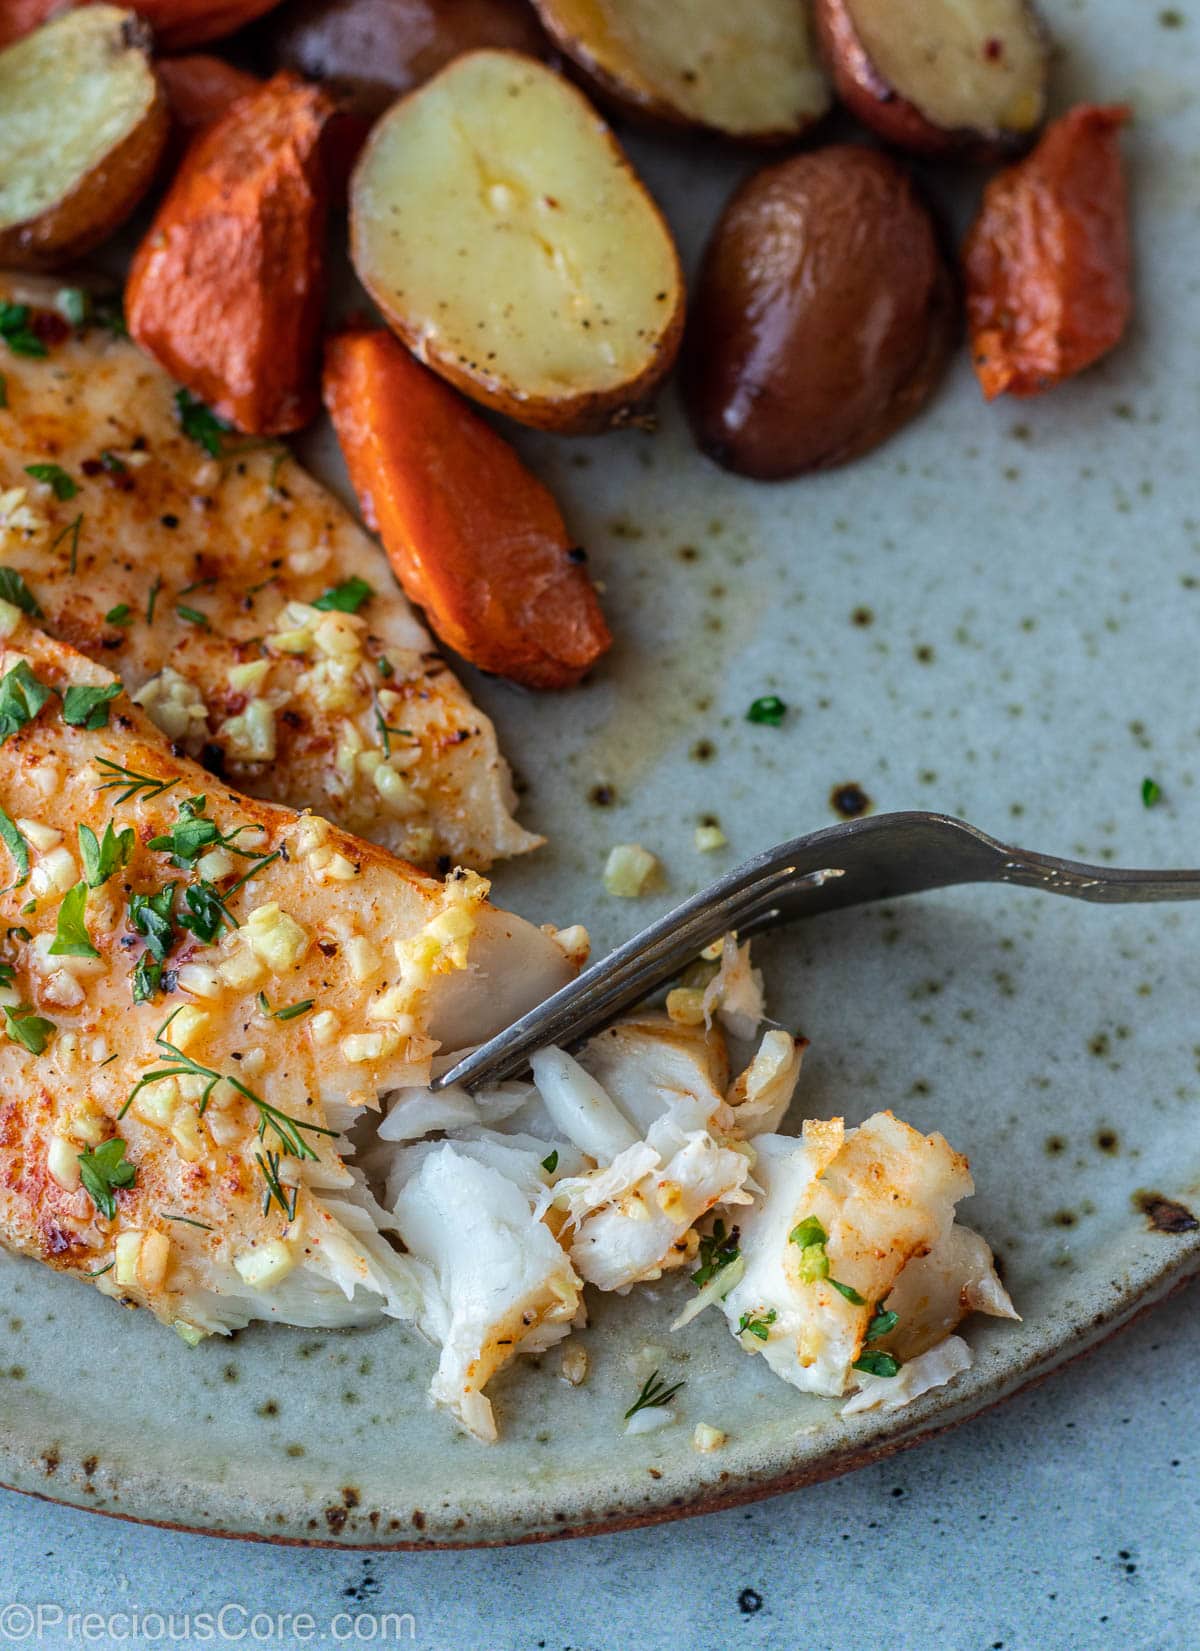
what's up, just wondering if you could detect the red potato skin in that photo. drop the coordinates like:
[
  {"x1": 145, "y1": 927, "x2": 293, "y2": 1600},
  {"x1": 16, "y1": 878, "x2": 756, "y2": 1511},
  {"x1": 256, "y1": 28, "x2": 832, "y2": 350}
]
[
  {"x1": 267, "y1": 0, "x2": 547, "y2": 119},
  {"x1": 813, "y1": 0, "x2": 1047, "y2": 160},
  {"x1": 0, "y1": 0, "x2": 64, "y2": 48},
  {"x1": 157, "y1": 53, "x2": 260, "y2": 131},
  {"x1": 323, "y1": 328, "x2": 612, "y2": 690},
  {"x1": 0, "y1": 0, "x2": 283, "y2": 49},
  {"x1": 142, "y1": 0, "x2": 285, "y2": 49},
  {"x1": 684, "y1": 146, "x2": 956, "y2": 480},
  {"x1": 126, "y1": 72, "x2": 334, "y2": 434},
  {"x1": 964, "y1": 104, "x2": 1132, "y2": 399}
]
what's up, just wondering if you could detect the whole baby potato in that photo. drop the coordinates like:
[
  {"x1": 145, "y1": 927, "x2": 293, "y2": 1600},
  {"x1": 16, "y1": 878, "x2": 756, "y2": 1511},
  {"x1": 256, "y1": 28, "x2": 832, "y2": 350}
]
[{"x1": 683, "y1": 146, "x2": 956, "y2": 480}]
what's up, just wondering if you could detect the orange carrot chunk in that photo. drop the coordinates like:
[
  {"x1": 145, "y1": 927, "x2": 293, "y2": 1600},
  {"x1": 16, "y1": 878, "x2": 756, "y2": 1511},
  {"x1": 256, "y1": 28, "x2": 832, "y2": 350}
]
[
  {"x1": 964, "y1": 103, "x2": 1132, "y2": 400},
  {"x1": 126, "y1": 72, "x2": 333, "y2": 435},
  {"x1": 323, "y1": 328, "x2": 612, "y2": 691}
]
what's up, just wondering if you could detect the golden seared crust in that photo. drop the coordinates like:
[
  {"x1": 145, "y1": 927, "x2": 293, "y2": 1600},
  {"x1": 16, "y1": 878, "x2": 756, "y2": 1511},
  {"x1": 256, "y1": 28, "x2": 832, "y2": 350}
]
[
  {"x1": 0, "y1": 621, "x2": 540, "y2": 1322},
  {"x1": 0, "y1": 276, "x2": 540, "y2": 870}
]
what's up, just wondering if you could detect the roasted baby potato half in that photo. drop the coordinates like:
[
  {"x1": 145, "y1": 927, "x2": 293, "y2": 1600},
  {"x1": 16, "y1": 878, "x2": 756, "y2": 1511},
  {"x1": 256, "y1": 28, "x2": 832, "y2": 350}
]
[
  {"x1": 530, "y1": 0, "x2": 831, "y2": 143},
  {"x1": 350, "y1": 49, "x2": 685, "y2": 434},
  {"x1": 266, "y1": 0, "x2": 547, "y2": 119},
  {"x1": 684, "y1": 146, "x2": 955, "y2": 480},
  {"x1": 814, "y1": 0, "x2": 1049, "y2": 159},
  {"x1": 0, "y1": 5, "x2": 168, "y2": 270}
]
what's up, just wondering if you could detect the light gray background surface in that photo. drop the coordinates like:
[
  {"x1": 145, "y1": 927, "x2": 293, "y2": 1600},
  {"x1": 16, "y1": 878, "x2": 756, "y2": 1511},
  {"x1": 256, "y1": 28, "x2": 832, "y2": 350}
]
[{"x1": 3, "y1": 1282, "x2": 1195, "y2": 1650}]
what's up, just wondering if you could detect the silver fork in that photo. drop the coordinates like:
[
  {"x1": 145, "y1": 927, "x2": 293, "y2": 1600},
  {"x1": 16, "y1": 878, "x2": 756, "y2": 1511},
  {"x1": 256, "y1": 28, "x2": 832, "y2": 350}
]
[{"x1": 434, "y1": 811, "x2": 1200, "y2": 1091}]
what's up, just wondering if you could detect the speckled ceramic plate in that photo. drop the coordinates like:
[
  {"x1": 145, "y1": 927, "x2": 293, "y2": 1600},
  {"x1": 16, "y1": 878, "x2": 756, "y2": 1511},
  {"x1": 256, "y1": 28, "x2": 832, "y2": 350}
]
[{"x1": 3, "y1": 0, "x2": 1200, "y2": 1548}]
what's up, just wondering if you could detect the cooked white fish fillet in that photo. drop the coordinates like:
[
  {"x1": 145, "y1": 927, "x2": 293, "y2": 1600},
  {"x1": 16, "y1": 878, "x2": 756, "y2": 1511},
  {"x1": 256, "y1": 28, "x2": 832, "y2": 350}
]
[
  {"x1": 0, "y1": 620, "x2": 576, "y2": 1340},
  {"x1": 715, "y1": 1113, "x2": 1017, "y2": 1405},
  {"x1": 374, "y1": 952, "x2": 1014, "y2": 1439},
  {"x1": 381, "y1": 1010, "x2": 804, "y2": 1305},
  {"x1": 391, "y1": 1138, "x2": 583, "y2": 1442},
  {"x1": 0, "y1": 274, "x2": 538, "y2": 871}
]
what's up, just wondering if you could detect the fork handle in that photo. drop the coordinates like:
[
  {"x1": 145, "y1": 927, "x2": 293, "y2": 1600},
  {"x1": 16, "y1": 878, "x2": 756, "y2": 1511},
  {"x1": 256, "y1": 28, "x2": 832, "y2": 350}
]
[{"x1": 435, "y1": 813, "x2": 1200, "y2": 1091}]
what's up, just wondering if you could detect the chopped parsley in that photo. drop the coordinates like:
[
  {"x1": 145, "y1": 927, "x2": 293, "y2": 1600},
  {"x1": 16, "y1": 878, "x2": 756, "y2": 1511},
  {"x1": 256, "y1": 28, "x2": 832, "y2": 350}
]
[
  {"x1": 737, "y1": 1309, "x2": 777, "y2": 1342},
  {"x1": 49, "y1": 881, "x2": 98, "y2": 958},
  {"x1": 829, "y1": 1278, "x2": 867, "y2": 1307},
  {"x1": 864, "y1": 1306, "x2": 899, "y2": 1343},
  {"x1": 95, "y1": 755, "x2": 179, "y2": 806},
  {"x1": 0, "y1": 659, "x2": 50, "y2": 745},
  {"x1": 0, "y1": 806, "x2": 29, "y2": 893},
  {"x1": 313, "y1": 576, "x2": 372, "y2": 614},
  {"x1": 23, "y1": 463, "x2": 77, "y2": 501},
  {"x1": 49, "y1": 512, "x2": 83, "y2": 575},
  {"x1": 3, "y1": 1002, "x2": 54, "y2": 1054},
  {"x1": 77, "y1": 1137, "x2": 136, "y2": 1220},
  {"x1": 178, "y1": 880, "x2": 236, "y2": 944},
  {"x1": 0, "y1": 963, "x2": 12, "y2": 987},
  {"x1": 624, "y1": 1369, "x2": 685, "y2": 1420},
  {"x1": 62, "y1": 681, "x2": 121, "y2": 730},
  {"x1": 174, "y1": 388, "x2": 230, "y2": 458},
  {"x1": 746, "y1": 694, "x2": 787, "y2": 728},
  {"x1": 788, "y1": 1215, "x2": 865, "y2": 1302},
  {"x1": 105, "y1": 603, "x2": 133, "y2": 627},
  {"x1": 852, "y1": 1350, "x2": 901, "y2": 1379},
  {"x1": 0, "y1": 303, "x2": 46, "y2": 358},
  {"x1": 0, "y1": 566, "x2": 42, "y2": 617},
  {"x1": 788, "y1": 1215, "x2": 826, "y2": 1249},
  {"x1": 79, "y1": 820, "x2": 134, "y2": 888},
  {"x1": 257, "y1": 992, "x2": 314, "y2": 1022},
  {"x1": 1142, "y1": 777, "x2": 1162, "y2": 808},
  {"x1": 541, "y1": 1149, "x2": 559, "y2": 1175},
  {"x1": 692, "y1": 1218, "x2": 740, "y2": 1288},
  {"x1": 148, "y1": 796, "x2": 258, "y2": 867},
  {"x1": 132, "y1": 953, "x2": 163, "y2": 1004},
  {"x1": 99, "y1": 449, "x2": 127, "y2": 475},
  {"x1": 129, "y1": 883, "x2": 177, "y2": 961}
]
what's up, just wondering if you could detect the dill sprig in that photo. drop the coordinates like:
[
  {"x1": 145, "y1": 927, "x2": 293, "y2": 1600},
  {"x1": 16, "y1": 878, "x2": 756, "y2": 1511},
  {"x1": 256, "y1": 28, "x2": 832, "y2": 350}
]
[
  {"x1": 94, "y1": 756, "x2": 180, "y2": 807},
  {"x1": 120, "y1": 1009, "x2": 338, "y2": 1165},
  {"x1": 624, "y1": 1369, "x2": 685, "y2": 1420},
  {"x1": 256, "y1": 1148, "x2": 299, "y2": 1220}
]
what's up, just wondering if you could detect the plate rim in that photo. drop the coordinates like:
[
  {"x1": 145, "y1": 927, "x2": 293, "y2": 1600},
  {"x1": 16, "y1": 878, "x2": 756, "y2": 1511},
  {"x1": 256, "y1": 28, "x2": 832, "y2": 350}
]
[{"x1": 4, "y1": 1237, "x2": 1197, "y2": 1548}]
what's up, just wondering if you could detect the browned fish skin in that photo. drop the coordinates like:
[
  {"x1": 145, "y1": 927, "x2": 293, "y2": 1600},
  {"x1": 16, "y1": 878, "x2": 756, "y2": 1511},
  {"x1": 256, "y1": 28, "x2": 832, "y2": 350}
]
[{"x1": 0, "y1": 275, "x2": 540, "y2": 872}]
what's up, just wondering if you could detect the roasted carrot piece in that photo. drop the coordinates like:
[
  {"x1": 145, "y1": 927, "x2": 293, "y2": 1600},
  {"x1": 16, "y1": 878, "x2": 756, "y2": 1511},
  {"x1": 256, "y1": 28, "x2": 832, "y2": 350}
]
[
  {"x1": 964, "y1": 104, "x2": 1132, "y2": 400},
  {"x1": 126, "y1": 72, "x2": 333, "y2": 435},
  {"x1": 323, "y1": 328, "x2": 612, "y2": 691},
  {"x1": 157, "y1": 54, "x2": 260, "y2": 134}
]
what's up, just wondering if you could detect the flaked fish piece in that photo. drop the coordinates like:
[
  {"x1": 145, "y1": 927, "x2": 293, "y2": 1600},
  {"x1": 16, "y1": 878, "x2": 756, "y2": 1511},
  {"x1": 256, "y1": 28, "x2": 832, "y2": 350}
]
[
  {"x1": 715, "y1": 1112, "x2": 1016, "y2": 1404},
  {"x1": 0, "y1": 274, "x2": 538, "y2": 871},
  {"x1": 390, "y1": 1136, "x2": 583, "y2": 1442},
  {"x1": 0, "y1": 620, "x2": 576, "y2": 1339}
]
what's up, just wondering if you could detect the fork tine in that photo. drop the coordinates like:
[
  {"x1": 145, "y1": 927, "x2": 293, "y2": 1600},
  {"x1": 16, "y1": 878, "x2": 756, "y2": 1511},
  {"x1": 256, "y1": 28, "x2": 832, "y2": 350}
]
[{"x1": 433, "y1": 864, "x2": 841, "y2": 1091}]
